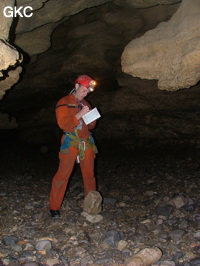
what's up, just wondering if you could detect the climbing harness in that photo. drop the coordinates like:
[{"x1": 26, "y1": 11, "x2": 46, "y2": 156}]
[{"x1": 60, "y1": 129, "x2": 97, "y2": 161}]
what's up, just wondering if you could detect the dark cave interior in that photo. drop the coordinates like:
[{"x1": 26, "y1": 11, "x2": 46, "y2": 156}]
[{"x1": 0, "y1": 0, "x2": 200, "y2": 173}]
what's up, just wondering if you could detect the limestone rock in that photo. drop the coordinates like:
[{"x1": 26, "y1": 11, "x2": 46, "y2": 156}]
[
  {"x1": 0, "y1": 1, "x2": 22, "y2": 80},
  {"x1": 0, "y1": 1, "x2": 22, "y2": 100},
  {"x1": 0, "y1": 0, "x2": 14, "y2": 40},
  {"x1": 15, "y1": 0, "x2": 114, "y2": 34},
  {"x1": 35, "y1": 240, "x2": 52, "y2": 251},
  {"x1": 125, "y1": 247, "x2": 162, "y2": 266},
  {"x1": 168, "y1": 196, "x2": 186, "y2": 209},
  {"x1": 0, "y1": 66, "x2": 22, "y2": 100},
  {"x1": 0, "y1": 40, "x2": 21, "y2": 71},
  {"x1": 121, "y1": 0, "x2": 200, "y2": 91},
  {"x1": 15, "y1": 23, "x2": 56, "y2": 56},
  {"x1": 81, "y1": 211, "x2": 103, "y2": 223},
  {"x1": 83, "y1": 191, "x2": 102, "y2": 215}
]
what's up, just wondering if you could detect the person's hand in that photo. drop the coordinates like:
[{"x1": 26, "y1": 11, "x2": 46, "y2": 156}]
[{"x1": 75, "y1": 106, "x2": 89, "y2": 120}]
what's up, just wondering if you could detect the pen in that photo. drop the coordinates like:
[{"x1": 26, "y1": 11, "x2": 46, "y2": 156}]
[{"x1": 80, "y1": 102, "x2": 85, "y2": 107}]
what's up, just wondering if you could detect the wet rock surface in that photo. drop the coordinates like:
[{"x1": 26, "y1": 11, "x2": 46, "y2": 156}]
[{"x1": 0, "y1": 141, "x2": 200, "y2": 265}]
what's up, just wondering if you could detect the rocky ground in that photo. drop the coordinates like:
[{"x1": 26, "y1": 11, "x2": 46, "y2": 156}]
[{"x1": 0, "y1": 139, "x2": 200, "y2": 266}]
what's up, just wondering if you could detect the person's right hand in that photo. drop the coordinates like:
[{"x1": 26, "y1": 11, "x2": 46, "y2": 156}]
[{"x1": 75, "y1": 106, "x2": 89, "y2": 120}]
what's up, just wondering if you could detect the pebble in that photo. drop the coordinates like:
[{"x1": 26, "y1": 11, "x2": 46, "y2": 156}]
[
  {"x1": 81, "y1": 211, "x2": 103, "y2": 223},
  {"x1": 117, "y1": 240, "x2": 128, "y2": 251}
]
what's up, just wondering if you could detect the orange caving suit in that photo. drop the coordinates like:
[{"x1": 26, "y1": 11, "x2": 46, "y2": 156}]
[{"x1": 49, "y1": 94, "x2": 97, "y2": 211}]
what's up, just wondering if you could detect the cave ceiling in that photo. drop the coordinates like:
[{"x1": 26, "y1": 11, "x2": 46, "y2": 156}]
[{"x1": 1, "y1": 0, "x2": 200, "y2": 147}]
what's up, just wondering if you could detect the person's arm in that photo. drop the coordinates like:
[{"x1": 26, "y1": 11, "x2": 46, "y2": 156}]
[
  {"x1": 75, "y1": 106, "x2": 89, "y2": 120},
  {"x1": 56, "y1": 103, "x2": 79, "y2": 132}
]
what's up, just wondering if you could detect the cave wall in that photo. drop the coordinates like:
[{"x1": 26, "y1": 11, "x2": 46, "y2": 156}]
[{"x1": 1, "y1": 0, "x2": 200, "y2": 149}]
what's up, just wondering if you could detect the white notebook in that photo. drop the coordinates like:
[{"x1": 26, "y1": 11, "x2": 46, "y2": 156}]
[{"x1": 82, "y1": 107, "x2": 101, "y2": 125}]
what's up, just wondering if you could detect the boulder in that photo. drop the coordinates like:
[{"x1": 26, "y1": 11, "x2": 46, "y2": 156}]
[{"x1": 83, "y1": 191, "x2": 102, "y2": 215}]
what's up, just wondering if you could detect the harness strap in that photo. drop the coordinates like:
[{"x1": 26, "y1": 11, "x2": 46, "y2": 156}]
[{"x1": 60, "y1": 131, "x2": 97, "y2": 160}]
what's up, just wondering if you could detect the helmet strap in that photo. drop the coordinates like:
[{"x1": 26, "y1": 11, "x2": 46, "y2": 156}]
[{"x1": 70, "y1": 88, "x2": 76, "y2": 94}]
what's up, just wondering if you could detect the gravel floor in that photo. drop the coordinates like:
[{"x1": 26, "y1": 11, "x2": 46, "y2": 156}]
[{"x1": 0, "y1": 140, "x2": 200, "y2": 266}]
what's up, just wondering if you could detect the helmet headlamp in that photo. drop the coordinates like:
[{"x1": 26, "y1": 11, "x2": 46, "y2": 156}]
[{"x1": 88, "y1": 80, "x2": 96, "y2": 92}]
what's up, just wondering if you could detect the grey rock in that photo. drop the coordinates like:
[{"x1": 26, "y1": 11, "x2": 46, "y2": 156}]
[
  {"x1": 101, "y1": 230, "x2": 123, "y2": 248},
  {"x1": 2, "y1": 235, "x2": 19, "y2": 245},
  {"x1": 172, "y1": 251, "x2": 184, "y2": 261},
  {"x1": 10, "y1": 244, "x2": 23, "y2": 252},
  {"x1": 165, "y1": 218, "x2": 178, "y2": 227},
  {"x1": 156, "y1": 205, "x2": 174, "y2": 216},
  {"x1": 189, "y1": 258, "x2": 200, "y2": 266},
  {"x1": 169, "y1": 229, "x2": 185, "y2": 242},
  {"x1": 122, "y1": 249, "x2": 133, "y2": 258},
  {"x1": 183, "y1": 204, "x2": 196, "y2": 212},
  {"x1": 179, "y1": 220, "x2": 188, "y2": 230},
  {"x1": 80, "y1": 254, "x2": 94, "y2": 266},
  {"x1": 35, "y1": 240, "x2": 52, "y2": 251},
  {"x1": 103, "y1": 197, "x2": 117, "y2": 204}
]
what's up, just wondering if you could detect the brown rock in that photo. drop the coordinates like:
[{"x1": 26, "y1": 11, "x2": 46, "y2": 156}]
[
  {"x1": 83, "y1": 191, "x2": 102, "y2": 215},
  {"x1": 125, "y1": 247, "x2": 162, "y2": 266}
]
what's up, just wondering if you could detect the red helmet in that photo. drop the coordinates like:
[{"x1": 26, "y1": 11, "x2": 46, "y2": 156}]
[{"x1": 75, "y1": 75, "x2": 96, "y2": 92}]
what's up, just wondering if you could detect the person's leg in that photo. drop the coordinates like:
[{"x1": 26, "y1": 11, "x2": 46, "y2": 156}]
[
  {"x1": 80, "y1": 147, "x2": 96, "y2": 195},
  {"x1": 49, "y1": 146, "x2": 78, "y2": 211}
]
